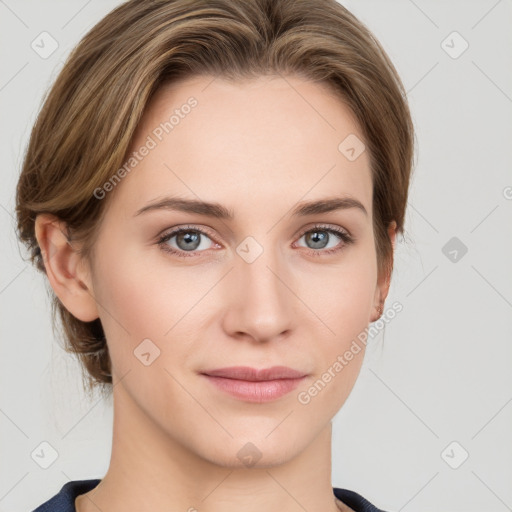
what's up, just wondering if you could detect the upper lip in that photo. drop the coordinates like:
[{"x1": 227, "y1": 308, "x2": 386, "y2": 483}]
[{"x1": 201, "y1": 366, "x2": 307, "y2": 381}]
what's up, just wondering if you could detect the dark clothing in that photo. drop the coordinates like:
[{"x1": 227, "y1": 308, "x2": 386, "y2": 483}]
[{"x1": 31, "y1": 478, "x2": 389, "y2": 512}]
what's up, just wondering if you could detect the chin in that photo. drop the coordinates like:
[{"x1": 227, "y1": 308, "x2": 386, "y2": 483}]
[{"x1": 193, "y1": 426, "x2": 312, "y2": 470}]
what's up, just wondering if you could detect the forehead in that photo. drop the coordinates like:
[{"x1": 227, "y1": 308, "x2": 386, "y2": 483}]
[{"x1": 113, "y1": 74, "x2": 372, "y2": 219}]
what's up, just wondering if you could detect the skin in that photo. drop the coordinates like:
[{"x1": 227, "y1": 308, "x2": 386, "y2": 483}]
[{"x1": 35, "y1": 74, "x2": 396, "y2": 512}]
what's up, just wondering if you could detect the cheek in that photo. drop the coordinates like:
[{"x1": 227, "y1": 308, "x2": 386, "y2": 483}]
[
  {"x1": 89, "y1": 244, "x2": 218, "y2": 369},
  {"x1": 298, "y1": 286, "x2": 371, "y2": 416},
  {"x1": 303, "y1": 247, "x2": 376, "y2": 397},
  {"x1": 314, "y1": 249, "x2": 377, "y2": 337}
]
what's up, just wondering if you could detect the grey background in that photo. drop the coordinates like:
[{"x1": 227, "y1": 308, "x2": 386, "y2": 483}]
[{"x1": 1, "y1": 1, "x2": 511, "y2": 511}]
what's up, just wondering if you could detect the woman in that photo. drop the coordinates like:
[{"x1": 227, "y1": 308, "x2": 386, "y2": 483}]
[{"x1": 16, "y1": 0, "x2": 414, "y2": 511}]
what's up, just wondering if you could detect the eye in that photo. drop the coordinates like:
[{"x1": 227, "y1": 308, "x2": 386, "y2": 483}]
[
  {"x1": 156, "y1": 224, "x2": 354, "y2": 259},
  {"x1": 157, "y1": 226, "x2": 218, "y2": 257},
  {"x1": 294, "y1": 225, "x2": 354, "y2": 255}
]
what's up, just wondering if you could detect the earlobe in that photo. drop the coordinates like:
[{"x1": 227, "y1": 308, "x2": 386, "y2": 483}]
[
  {"x1": 371, "y1": 220, "x2": 398, "y2": 322},
  {"x1": 34, "y1": 214, "x2": 99, "y2": 322},
  {"x1": 381, "y1": 220, "x2": 397, "y2": 297},
  {"x1": 389, "y1": 220, "x2": 397, "y2": 251}
]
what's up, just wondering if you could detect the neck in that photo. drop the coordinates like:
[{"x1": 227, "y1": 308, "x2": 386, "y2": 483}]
[{"x1": 76, "y1": 381, "x2": 343, "y2": 512}]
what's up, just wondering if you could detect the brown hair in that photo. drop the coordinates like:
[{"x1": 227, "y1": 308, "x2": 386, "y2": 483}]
[{"x1": 15, "y1": 0, "x2": 415, "y2": 397}]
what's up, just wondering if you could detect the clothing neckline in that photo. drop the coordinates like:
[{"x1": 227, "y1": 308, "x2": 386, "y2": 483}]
[{"x1": 32, "y1": 478, "x2": 387, "y2": 512}]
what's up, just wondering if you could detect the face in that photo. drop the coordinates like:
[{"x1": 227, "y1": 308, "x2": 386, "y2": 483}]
[{"x1": 77, "y1": 75, "x2": 387, "y2": 467}]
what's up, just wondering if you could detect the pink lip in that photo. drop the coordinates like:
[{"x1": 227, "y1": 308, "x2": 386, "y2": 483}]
[{"x1": 200, "y1": 366, "x2": 307, "y2": 403}]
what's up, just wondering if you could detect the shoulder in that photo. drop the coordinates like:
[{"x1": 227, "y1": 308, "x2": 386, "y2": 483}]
[
  {"x1": 31, "y1": 479, "x2": 101, "y2": 512},
  {"x1": 333, "y1": 487, "x2": 391, "y2": 512}
]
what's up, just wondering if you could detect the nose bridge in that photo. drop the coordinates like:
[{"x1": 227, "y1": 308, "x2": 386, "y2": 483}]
[
  {"x1": 238, "y1": 234, "x2": 287, "y2": 304},
  {"x1": 225, "y1": 234, "x2": 294, "y2": 339}
]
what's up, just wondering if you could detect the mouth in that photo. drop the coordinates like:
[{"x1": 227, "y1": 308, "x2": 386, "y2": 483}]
[{"x1": 200, "y1": 366, "x2": 308, "y2": 403}]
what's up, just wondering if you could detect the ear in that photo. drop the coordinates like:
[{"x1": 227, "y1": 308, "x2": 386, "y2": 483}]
[
  {"x1": 370, "y1": 220, "x2": 397, "y2": 322},
  {"x1": 34, "y1": 213, "x2": 99, "y2": 322}
]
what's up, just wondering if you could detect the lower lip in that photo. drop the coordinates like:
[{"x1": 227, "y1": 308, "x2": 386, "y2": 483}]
[{"x1": 202, "y1": 375, "x2": 306, "y2": 403}]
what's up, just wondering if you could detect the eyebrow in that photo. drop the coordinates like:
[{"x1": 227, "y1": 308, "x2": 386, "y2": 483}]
[{"x1": 134, "y1": 195, "x2": 368, "y2": 219}]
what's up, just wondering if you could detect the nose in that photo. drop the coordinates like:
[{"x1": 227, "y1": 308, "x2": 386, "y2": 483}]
[{"x1": 221, "y1": 244, "x2": 295, "y2": 343}]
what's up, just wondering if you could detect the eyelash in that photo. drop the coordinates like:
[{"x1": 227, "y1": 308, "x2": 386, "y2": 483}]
[{"x1": 156, "y1": 224, "x2": 354, "y2": 258}]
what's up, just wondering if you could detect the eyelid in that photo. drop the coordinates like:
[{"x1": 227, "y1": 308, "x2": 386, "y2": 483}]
[{"x1": 295, "y1": 222, "x2": 352, "y2": 240}]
